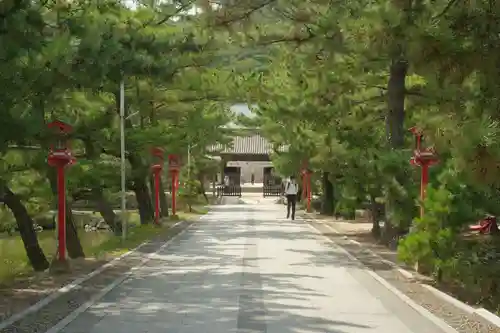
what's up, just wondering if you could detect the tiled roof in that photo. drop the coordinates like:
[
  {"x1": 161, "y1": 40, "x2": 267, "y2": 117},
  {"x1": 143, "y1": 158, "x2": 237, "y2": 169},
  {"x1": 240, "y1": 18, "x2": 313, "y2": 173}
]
[{"x1": 209, "y1": 134, "x2": 288, "y2": 155}]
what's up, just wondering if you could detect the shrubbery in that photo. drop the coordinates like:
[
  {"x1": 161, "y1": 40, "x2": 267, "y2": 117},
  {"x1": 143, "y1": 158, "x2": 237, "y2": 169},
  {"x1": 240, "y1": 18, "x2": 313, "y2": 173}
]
[{"x1": 398, "y1": 176, "x2": 500, "y2": 311}]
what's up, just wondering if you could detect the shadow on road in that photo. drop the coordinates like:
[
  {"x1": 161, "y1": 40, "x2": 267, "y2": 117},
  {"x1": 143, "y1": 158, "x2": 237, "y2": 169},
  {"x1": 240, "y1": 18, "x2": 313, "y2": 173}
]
[{"x1": 62, "y1": 205, "x2": 378, "y2": 333}]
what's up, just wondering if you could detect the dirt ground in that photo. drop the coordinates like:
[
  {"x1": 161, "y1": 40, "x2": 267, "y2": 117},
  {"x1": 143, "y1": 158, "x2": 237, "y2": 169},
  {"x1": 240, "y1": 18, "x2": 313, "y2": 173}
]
[
  {"x1": 0, "y1": 258, "x2": 106, "y2": 322},
  {"x1": 306, "y1": 213, "x2": 440, "y2": 284}
]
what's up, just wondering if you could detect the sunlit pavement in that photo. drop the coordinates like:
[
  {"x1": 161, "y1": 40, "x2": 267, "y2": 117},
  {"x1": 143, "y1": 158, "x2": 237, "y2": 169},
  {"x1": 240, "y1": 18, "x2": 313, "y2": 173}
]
[{"x1": 57, "y1": 202, "x2": 448, "y2": 333}]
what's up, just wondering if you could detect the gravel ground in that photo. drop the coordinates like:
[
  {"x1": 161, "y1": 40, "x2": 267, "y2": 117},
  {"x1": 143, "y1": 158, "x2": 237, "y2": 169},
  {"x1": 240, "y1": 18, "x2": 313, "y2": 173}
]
[
  {"x1": 0, "y1": 220, "x2": 193, "y2": 333},
  {"x1": 304, "y1": 216, "x2": 500, "y2": 333}
]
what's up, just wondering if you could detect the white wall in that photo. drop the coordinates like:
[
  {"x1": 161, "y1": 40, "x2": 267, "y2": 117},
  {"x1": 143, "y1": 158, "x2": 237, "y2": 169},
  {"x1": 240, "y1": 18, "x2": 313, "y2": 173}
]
[{"x1": 227, "y1": 161, "x2": 272, "y2": 183}]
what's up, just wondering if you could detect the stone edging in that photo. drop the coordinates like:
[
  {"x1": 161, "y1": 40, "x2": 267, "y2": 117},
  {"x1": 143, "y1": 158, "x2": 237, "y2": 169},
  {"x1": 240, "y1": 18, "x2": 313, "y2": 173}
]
[{"x1": 422, "y1": 284, "x2": 500, "y2": 328}]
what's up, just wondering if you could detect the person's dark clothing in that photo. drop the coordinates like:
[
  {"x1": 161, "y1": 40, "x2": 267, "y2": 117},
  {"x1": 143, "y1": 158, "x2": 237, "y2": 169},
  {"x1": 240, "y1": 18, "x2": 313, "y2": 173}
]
[{"x1": 286, "y1": 194, "x2": 297, "y2": 220}]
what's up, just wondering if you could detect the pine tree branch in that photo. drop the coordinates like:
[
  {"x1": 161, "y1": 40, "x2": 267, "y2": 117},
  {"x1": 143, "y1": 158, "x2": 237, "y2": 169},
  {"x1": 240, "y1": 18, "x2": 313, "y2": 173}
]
[
  {"x1": 215, "y1": 0, "x2": 277, "y2": 26},
  {"x1": 150, "y1": 1, "x2": 196, "y2": 26},
  {"x1": 432, "y1": 0, "x2": 460, "y2": 20}
]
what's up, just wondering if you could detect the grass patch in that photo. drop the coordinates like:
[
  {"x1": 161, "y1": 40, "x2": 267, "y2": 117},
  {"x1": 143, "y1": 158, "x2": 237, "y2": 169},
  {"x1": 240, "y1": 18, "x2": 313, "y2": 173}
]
[
  {"x1": 176, "y1": 204, "x2": 209, "y2": 221},
  {"x1": 87, "y1": 206, "x2": 208, "y2": 258},
  {"x1": 90, "y1": 222, "x2": 173, "y2": 258},
  {"x1": 0, "y1": 227, "x2": 112, "y2": 284},
  {"x1": 0, "y1": 206, "x2": 208, "y2": 285}
]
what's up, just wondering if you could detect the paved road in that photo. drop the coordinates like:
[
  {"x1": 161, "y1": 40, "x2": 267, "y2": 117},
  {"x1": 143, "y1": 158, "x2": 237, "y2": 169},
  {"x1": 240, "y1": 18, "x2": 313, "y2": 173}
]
[{"x1": 56, "y1": 201, "x2": 449, "y2": 333}]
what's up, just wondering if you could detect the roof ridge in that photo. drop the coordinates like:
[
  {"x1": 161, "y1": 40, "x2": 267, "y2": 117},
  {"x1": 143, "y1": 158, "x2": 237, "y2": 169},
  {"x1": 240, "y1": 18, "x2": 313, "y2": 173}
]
[{"x1": 207, "y1": 133, "x2": 287, "y2": 155}]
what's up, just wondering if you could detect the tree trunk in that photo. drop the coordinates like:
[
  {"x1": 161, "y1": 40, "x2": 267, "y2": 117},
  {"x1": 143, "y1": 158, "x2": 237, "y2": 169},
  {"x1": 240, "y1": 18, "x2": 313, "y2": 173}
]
[
  {"x1": 47, "y1": 170, "x2": 85, "y2": 258},
  {"x1": 1, "y1": 185, "x2": 49, "y2": 271},
  {"x1": 369, "y1": 195, "x2": 383, "y2": 239},
  {"x1": 321, "y1": 171, "x2": 334, "y2": 215},
  {"x1": 72, "y1": 188, "x2": 121, "y2": 234},
  {"x1": 159, "y1": 181, "x2": 169, "y2": 217},
  {"x1": 197, "y1": 172, "x2": 209, "y2": 203},
  {"x1": 385, "y1": 58, "x2": 407, "y2": 148},
  {"x1": 149, "y1": 174, "x2": 156, "y2": 214},
  {"x1": 134, "y1": 177, "x2": 154, "y2": 224},
  {"x1": 149, "y1": 174, "x2": 168, "y2": 218},
  {"x1": 80, "y1": 140, "x2": 120, "y2": 233},
  {"x1": 383, "y1": 57, "x2": 408, "y2": 244},
  {"x1": 92, "y1": 188, "x2": 121, "y2": 234},
  {"x1": 128, "y1": 155, "x2": 154, "y2": 224},
  {"x1": 64, "y1": 203, "x2": 85, "y2": 258}
]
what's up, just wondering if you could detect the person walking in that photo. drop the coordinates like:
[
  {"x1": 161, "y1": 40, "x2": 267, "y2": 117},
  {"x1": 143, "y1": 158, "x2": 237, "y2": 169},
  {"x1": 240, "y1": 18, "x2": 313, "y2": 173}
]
[{"x1": 284, "y1": 175, "x2": 298, "y2": 220}]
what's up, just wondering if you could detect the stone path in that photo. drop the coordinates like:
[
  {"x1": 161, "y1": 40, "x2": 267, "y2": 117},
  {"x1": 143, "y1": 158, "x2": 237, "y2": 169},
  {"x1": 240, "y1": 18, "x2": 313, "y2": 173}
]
[{"x1": 52, "y1": 202, "x2": 452, "y2": 333}]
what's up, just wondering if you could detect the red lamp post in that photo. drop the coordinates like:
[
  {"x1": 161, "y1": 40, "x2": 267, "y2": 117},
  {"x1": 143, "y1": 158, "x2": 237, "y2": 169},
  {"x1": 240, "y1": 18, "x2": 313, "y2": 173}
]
[
  {"x1": 301, "y1": 161, "x2": 313, "y2": 212},
  {"x1": 301, "y1": 171, "x2": 307, "y2": 201},
  {"x1": 409, "y1": 127, "x2": 439, "y2": 217},
  {"x1": 301, "y1": 161, "x2": 308, "y2": 201},
  {"x1": 151, "y1": 147, "x2": 164, "y2": 225},
  {"x1": 168, "y1": 154, "x2": 180, "y2": 216},
  {"x1": 47, "y1": 120, "x2": 76, "y2": 272}
]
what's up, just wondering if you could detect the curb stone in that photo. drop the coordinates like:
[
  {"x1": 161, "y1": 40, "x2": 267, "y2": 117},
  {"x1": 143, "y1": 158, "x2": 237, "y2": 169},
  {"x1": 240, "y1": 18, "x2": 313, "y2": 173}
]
[
  {"x1": 474, "y1": 309, "x2": 500, "y2": 328},
  {"x1": 424, "y1": 283, "x2": 500, "y2": 327},
  {"x1": 421, "y1": 284, "x2": 476, "y2": 314}
]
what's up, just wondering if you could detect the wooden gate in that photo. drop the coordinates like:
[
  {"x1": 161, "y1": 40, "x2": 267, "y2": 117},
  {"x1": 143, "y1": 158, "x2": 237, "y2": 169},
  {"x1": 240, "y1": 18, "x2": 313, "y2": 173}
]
[
  {"x1": 216, "y1": 184, "x2": 242, "y2": 197},
  {"x1": 263, "y1": 167, "x2": 282, "y2": 197},
  {"x1": 218, "y1": 168, "x2": 242, "y2": 197}
]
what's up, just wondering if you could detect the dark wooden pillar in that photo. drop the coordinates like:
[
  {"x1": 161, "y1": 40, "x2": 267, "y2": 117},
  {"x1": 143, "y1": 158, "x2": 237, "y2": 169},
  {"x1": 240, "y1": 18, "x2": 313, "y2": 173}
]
[
  {"x1": 220, "y1": 157, "x2": 226, "y2": 184},
  {"x1": 224, "y1": 166, "x2": 241, "y2": 185},
  {"x1": 263, "y1": 167, "x2": 273, "y2": 185}
]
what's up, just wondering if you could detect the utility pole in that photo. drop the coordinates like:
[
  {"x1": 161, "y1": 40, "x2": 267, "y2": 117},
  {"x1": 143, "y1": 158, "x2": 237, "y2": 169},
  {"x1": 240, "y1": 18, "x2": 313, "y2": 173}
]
[
  {"x1": 187, "y1": 143, "x2": 192, "y2": 180},
  {"x1": 120, "y1": 80, "x2": 127, "y2": 242}
]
